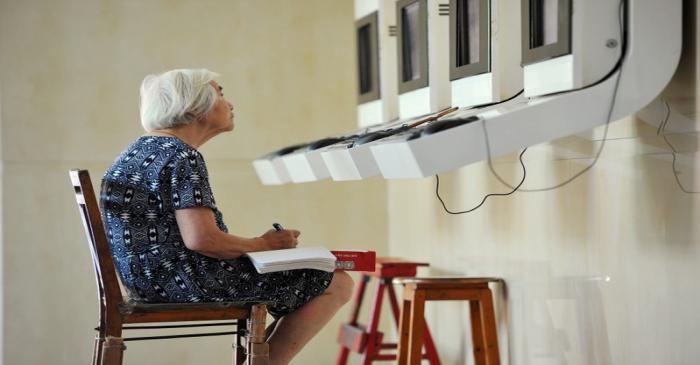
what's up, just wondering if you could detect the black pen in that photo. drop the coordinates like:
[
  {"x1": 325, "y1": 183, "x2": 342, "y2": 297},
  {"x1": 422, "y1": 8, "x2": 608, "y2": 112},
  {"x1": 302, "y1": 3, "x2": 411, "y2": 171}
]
[{"x1": 272, "y1": 223, "x2": 283, "y2": 232}]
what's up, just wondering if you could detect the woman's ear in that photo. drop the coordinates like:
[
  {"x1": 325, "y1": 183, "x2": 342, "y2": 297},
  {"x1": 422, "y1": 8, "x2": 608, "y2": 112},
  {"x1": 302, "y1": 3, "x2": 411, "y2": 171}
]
[{"x1": 185, "y1": 112, "x2": 203, "y2": 122}]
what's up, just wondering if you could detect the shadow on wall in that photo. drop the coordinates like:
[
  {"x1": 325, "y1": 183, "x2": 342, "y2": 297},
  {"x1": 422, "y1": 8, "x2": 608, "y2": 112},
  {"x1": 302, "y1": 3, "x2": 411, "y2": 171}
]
[
  {"x1": 504, "y1": 269, "x2": 612, "y2": 365},
  {"x1": 424, "y1": 266, "x2": 612, "y2": 365},
  {"x1": 639, "y1": 0, "x2": 700, "y2": 251}
]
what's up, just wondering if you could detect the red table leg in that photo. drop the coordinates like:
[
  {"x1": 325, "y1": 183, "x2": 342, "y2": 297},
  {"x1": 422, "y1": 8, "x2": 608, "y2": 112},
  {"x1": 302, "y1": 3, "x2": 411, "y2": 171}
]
[
  {"x1": 336, "y1": 274, "x2": 370, "y2": 365},
  {"x1": 361, "y1": 280, "x2": 386, "y2": 365}
]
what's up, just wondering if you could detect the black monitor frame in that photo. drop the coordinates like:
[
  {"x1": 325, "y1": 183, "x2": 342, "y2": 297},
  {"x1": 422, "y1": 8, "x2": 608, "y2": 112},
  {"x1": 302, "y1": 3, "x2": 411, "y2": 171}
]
[
  {"x1": 356, "y1": 11, "x2": 381, "y2": 104},
  {"x1": 397, "y1": 0, "x2": 429, "y2": 94},
  {"x1": 521, "y1": 0, "x2": 572, "y2": 65},
  {"x1": 449, "y1": 0, "x2": 490, "y2": 80}
]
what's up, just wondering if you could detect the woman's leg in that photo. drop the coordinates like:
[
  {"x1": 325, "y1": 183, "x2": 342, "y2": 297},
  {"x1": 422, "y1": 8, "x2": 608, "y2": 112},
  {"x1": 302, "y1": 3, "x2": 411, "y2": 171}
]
[{"x1": 267, "y1": 271, "x2": 354, "y2": 365}]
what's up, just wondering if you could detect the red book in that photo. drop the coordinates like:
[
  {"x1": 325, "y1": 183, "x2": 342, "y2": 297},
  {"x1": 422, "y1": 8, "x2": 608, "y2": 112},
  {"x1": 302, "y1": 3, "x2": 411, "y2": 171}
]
[{"x1": 331, "y1": 250, "x2": 376, "y2": 272}]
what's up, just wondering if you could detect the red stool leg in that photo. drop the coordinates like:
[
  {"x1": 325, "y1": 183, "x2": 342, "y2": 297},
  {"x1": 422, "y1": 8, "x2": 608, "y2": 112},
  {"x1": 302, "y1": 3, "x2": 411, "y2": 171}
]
[
  {"x1": 386, "y1": 280, "x2": 402, "y2": 327},
  {"x1": 336, "y1": 274, "x2": 370, "y2": 365},
  {"x1": 361, "y1": 279, "x2": 386, "y2": 365},
  {"x1": 421, "y1": 324, "x2": 441, "y2": 365}
]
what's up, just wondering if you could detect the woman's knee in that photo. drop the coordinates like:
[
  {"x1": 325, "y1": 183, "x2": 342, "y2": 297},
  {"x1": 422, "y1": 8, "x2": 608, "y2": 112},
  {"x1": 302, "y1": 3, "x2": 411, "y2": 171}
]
[{"x1": 328, "y1": 271, "x2": 354, "y2": 304}]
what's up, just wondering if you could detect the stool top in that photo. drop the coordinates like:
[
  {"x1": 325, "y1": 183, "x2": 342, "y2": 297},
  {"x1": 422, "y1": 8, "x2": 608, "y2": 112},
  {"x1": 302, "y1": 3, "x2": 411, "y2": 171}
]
[
  {"x1": 375, "y1": 257, "x2": 430, "y2": 267},
  {"x1": 366, "y1": 257, "x2": 430, "y2": 277},
  {"x1": 394, "y1": 277, "x2": 503, "y2": 288}
]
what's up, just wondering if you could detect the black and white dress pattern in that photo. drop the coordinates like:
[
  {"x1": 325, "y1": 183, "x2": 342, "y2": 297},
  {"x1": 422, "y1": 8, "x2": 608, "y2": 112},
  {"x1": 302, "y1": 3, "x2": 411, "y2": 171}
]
[{"x1": 100, "y1": 136, "x2": 333, "y2": 316}]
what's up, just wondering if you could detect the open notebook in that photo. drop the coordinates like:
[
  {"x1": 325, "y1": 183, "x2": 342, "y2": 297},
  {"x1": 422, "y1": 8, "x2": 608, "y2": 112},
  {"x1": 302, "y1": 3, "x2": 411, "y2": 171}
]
[{"x1": 246, "y1": 246, "x2": 337, "y2": 274}]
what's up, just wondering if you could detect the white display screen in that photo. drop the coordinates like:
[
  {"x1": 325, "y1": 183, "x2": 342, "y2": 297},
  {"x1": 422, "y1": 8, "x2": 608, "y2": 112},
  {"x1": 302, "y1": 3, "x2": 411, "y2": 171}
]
[
  {"x1": 456, "y1": 0, "x2": 480, "y2": 66},
  {"x1": 531, "y1": 0, "x2": 559, "y2": 48},
  {"x1": 401, "y1": 1, "x2": 422, "y2": 81},
  {"x1": 357, "y1": 23, "x2": 372, "y2": 94}
]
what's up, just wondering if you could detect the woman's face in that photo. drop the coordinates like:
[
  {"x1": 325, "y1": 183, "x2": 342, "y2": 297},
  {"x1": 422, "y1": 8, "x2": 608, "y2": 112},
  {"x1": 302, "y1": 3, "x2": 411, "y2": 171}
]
[{"x1": 203, "y1": 81, "x2": 234, "y2": 133}]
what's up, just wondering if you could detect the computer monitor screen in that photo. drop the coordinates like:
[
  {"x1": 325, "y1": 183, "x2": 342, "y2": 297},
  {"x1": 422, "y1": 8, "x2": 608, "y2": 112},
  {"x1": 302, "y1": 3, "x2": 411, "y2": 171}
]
[
  {"x1": 356, "y1": 12, "x2": 380, "y2": 103},
  {"x1": 397, "y1": 0, "x2": 428, "y2": 94},
  {"x1": 521, "y1": 0, "x2": 571, "y2": 65},
  {"x1": 456, "y1": 0, "x2": 480, "y2": 66},
  {"x1": 450, "y1": 0, "x2": 489, "y2": 80},
  {"x1": 358, "y1": 23, "x2": 372, "y2": 94},
  {"x1": 401, "y1": 2, "x2": 422, "y2": 82},
  {"x1": 530, "y1": 0, "x2": 558, "y2": 48}
]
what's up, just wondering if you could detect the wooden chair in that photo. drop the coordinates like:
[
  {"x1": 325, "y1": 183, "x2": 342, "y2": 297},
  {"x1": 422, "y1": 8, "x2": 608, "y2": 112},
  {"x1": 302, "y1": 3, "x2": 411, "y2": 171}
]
[{"x1": 69, "y1": 169, "x2": 270, "y2": 365}]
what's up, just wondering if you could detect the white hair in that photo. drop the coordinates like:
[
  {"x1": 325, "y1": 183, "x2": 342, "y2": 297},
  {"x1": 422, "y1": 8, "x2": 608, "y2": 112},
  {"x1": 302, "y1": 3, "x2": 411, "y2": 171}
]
[{"x1": 139, "y1": 69, "x2": 221, "y2": 131}]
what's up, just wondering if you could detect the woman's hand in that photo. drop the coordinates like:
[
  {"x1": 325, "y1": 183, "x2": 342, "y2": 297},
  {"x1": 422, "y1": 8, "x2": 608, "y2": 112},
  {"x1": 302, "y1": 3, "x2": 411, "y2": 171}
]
[
  {"x1": 259, "y1": 228, "x2": 300, "y2": 251},
  {"x1": 174, "y1": 207, "x2": 301, "y2": 257}
]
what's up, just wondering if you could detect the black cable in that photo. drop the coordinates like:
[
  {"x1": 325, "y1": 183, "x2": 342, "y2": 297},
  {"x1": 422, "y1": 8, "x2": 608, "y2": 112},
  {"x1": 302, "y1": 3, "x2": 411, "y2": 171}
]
[
  {"x1": 660, "y1": 100, "x2": 700, "y2": 194},
  {"x1": 435, "y1": 148, "x2": 528, "y2": 214},
  {"x1": 472, "y1": 89, "x2": 524, "y2": 109},
  {"x1": 485, "y1": 66, "x2": 622, "y2": 192},
  {"x1": 484, "y1": 0, "x2": 626, "y2": 193},
  {"x1": 528, "y1": 1, "x2": 628, "y2": 99},
  {"x1": 434, "y1": 0, "x2": 626, "y2": 211}
]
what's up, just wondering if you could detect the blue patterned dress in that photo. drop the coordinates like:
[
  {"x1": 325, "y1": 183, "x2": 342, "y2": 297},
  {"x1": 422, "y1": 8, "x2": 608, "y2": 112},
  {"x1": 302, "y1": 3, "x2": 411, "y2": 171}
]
[{"x1": 100, "y1": 136, "x2": 333, "y2": 316}]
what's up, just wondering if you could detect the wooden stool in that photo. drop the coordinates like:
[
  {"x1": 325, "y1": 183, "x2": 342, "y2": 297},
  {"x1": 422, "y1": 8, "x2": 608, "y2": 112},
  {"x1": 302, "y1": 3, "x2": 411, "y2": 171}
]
[
  {"x1": 396, "y1": 278, "x2": 502, "y2": 365},
  {"x1": 336, "y1": 258, "x2": 441, "y2": 365}
]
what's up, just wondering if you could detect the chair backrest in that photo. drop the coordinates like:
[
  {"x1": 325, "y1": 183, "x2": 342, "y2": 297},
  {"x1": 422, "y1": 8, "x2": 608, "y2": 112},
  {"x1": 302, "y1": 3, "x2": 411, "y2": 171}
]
[{"x1": 69, "y1": 169, "x2": 124, "y2": 309}]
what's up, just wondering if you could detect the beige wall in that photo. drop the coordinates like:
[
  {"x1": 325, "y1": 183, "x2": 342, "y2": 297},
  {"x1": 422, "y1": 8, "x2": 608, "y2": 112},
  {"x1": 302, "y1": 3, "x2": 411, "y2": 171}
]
[
  {"x1": 3, "y1": 1, "x2": 699, "y2": 365},
  {"x1": 0, "y1": 1, "x2": 388, "y2": 364},
  {"x1": 386, "y1": 2, "x2": 700, "y2": 365}
]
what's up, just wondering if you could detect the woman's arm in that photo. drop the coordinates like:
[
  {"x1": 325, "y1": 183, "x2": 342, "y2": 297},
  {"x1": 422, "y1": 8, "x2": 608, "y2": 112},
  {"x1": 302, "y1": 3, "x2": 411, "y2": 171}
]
[{"x1": 175, "y1": 207, "x2": 299, "y2": 259}]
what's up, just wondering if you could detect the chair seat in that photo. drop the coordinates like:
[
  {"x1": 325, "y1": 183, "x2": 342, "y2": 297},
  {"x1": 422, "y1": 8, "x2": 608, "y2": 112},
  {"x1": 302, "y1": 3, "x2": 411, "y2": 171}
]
[{"x1": 120, "y1": 299, "x2": 275, "y2": 324}]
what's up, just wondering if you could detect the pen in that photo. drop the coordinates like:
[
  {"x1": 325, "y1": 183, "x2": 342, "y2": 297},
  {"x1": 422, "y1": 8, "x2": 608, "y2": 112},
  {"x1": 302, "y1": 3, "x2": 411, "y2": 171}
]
[{"x1": 272, "y1": 223, "x2": 283, "y2": 232}]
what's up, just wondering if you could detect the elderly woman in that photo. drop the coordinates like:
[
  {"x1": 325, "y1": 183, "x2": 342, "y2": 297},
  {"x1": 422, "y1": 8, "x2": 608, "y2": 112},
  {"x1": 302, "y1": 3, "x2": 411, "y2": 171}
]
[{"x1": 100, "y1": 69, "x2": 353, "y2": 364}]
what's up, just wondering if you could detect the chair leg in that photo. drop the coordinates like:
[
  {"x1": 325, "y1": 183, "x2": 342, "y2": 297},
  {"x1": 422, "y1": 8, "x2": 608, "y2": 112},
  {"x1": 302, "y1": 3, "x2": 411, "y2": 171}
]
[
  {"x1": 265, "y1": 317, "x2": 281, "y2": 342},
  {"x1": 247, "y1": 304, "x2": 270, "y2": 365},
  {"x1": 233, "y1": 319, "x2": 247, "y2": 365},
  {"x1": 100, "y1": 336, "x2": 125, "y2": 365},
  {"x1": 92, "y1": 335, "x2": 104, "y2": 365}
]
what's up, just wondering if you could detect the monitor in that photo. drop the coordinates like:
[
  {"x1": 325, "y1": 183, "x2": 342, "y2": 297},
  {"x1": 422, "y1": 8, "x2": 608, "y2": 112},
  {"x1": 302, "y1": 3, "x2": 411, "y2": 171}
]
[
  {"x1": 450, "y1": 0, "x2": 490, "y2": 80},
  {"x1": 397, "y1": 0, "x2": 429, "y2": 94},
  {"x1": 356, "y1": 11, "x2": 381, "y2": 104},
  {"x1": 521, "y1": 0, "x2": 571, "y2": 65}
]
